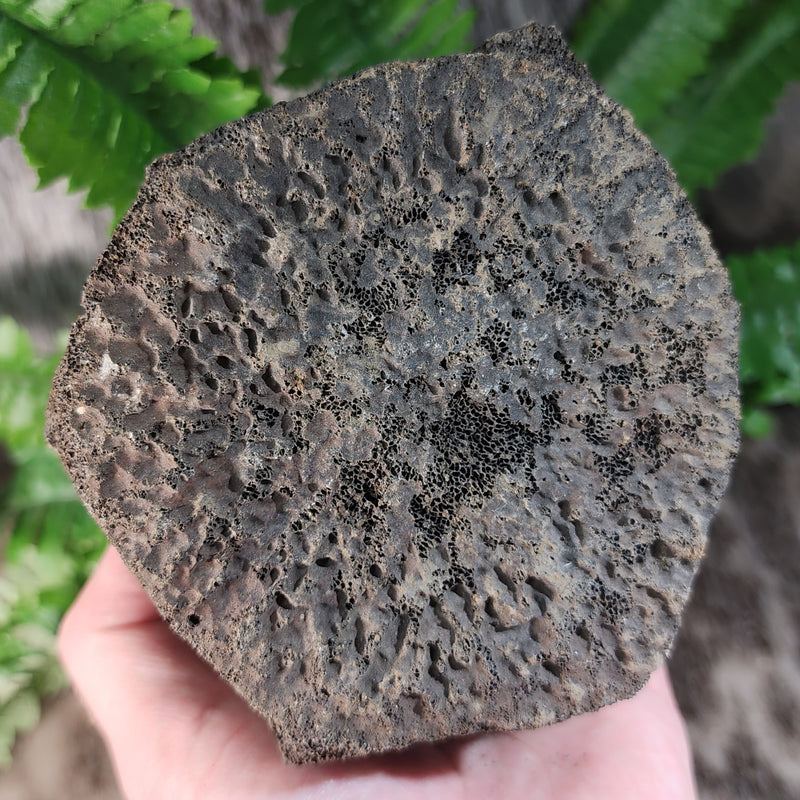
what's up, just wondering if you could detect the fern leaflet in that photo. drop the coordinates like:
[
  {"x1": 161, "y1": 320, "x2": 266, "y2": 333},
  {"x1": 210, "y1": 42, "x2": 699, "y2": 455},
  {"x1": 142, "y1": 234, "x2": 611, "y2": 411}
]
[
  {"x1": 572, "y1": 0, "x2": 746, "y2": 130},
  {"x1": 727, "y1": 239, "x2": 800, "y2": 410},
  {"x1": 267, "y1": 0, "x2": 475, "y2": 89},
  {"x1": 0, "y1": 318, "x2": 106, "y2": 767},
  {"x1": 648, "y1": 0, "x2": 800, "y2": 192},
  {"x1": 0, "y1": 0, "x2": 265, "y2": 219}
]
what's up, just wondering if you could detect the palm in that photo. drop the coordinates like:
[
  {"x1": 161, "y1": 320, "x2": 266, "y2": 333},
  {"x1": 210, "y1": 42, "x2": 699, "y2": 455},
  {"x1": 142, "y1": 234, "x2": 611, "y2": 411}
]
[{"x1": 59, "y1": 549, "x2": 695, "y2": 800}]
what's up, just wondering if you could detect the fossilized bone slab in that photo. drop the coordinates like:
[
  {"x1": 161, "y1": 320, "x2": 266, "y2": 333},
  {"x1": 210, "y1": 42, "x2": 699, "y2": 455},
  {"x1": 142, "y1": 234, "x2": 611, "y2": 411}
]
[{"x1": 47, "y1": 23, "x2": 739, "y2": 763}]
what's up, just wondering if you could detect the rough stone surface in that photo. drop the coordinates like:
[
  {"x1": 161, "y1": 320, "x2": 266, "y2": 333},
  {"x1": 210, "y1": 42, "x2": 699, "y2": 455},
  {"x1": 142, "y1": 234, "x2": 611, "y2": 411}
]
[{"x1": 47, "y1": 24, "x2": 740, "y2": 763}]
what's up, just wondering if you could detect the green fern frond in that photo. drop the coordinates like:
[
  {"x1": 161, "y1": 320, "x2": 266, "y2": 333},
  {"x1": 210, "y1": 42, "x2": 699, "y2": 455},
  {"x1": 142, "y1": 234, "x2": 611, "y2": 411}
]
[
  {"x1": 0, "y1": 503, "x2": 103, "y2": 768},
  {"x1": 727, "y1": 239, "x2": 800, "y2": 410},
  {"x1": 0, "y1": 0, "x2": 265, "y2": 219},
  {"x1": 0, "y1": 317, "x2": 105, "y2": 767},
  {"x1": 573, "y1": 0, "x2": 800, "y2": 194},
  {"x1": 267, "y1": 0, "x2": 475, "y2": 89},
  {"x1": 571, "y1": 0, "x2": 746, "y2": 131},
  {"x1": 648, "y1": 0, "x2": 800, "y2": 193}
]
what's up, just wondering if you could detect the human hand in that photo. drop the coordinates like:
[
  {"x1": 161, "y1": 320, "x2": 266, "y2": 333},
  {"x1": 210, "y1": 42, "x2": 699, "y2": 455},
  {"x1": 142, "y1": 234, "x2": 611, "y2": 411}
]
[{"x1": 59, "y1": 547, "x2": 696, "y2": 800}]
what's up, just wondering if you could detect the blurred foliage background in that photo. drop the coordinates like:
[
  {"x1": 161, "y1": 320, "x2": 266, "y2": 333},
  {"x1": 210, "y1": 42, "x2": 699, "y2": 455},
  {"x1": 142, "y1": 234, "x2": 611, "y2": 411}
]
[{"x1": 0, "y1": 0, "x2": 799, "y2": 768}]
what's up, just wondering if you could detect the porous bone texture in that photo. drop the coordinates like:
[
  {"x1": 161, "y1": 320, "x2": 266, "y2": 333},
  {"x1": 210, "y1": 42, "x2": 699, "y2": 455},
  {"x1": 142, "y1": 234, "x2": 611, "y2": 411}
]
[{"x1": 47, "y1": 24, "x2": 740, "y2": 762}]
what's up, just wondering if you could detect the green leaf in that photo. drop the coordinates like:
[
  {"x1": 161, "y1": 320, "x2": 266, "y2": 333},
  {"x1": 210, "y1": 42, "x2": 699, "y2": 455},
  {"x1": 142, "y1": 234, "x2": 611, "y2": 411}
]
[
  {"x1": 0, "y1": 689, "x2": 42, "y2": 768},
  {"x1": 0, "y1": 318, "x2": 60, "y2": 449},
  {"x1": 0, "y1": 317, "x2": 106, "y2": 767},
  {"x1": 572, "y1": 0, "x2": 800, "y2": 193},
  {"x1": 727, "y1": 239, "x2": 800, "y2": 410},
  {"x1": 7, "y1": 448, "x2": 77, "y2": 512},
  {"x1": 264, "y1": 0, "x2": 312, "y2": 12},
  {"x1": 740, "y1": 407, "x2": 775, "y2": 439},
  {"x1": 270, "y1": 0, "x2": 475, "y2": 88},
  {"x1": 423, "y1": 8, "x2": 474, "y2": 57},
  {"x1": 0, "y1": 31, "x2": 51, "y2": 136},
  {"x1": 649, "y1": 0, "x2": 800, "y2": 192},
  {"x1": 390, "y1": 0, "x2": 471, "y2": 61},
  {"x1": 57, "y1": 0, "x2": 137, "y2": 45},
  {"x1": 13, "y1": 0, "x2": 82, "y2": 29},
  {"x1": 0, "y1": 0, "x2": 265, "y2": 219},
  {"x1": 572, "y1": 0, "x2": 746, "y2": 129}
]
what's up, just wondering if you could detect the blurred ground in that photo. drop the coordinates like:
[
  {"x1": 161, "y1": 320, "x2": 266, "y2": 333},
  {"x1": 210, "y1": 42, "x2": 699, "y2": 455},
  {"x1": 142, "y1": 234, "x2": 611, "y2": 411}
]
[
  {"x1": 1, "y1": 2, "x2": 800, "y2": 799},
  {"x1": 0, "y1": 694, "x2": 118, "y2": 800},
  {"x1": 671, "y1": 408, "x2": 800, "y2": 799}
]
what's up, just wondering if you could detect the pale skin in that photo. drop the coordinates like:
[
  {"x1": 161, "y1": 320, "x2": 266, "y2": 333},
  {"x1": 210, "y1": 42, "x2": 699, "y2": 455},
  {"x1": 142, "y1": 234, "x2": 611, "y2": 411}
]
[{"x1": 59, "y1": 547, "x2": 697, "y2": 800}]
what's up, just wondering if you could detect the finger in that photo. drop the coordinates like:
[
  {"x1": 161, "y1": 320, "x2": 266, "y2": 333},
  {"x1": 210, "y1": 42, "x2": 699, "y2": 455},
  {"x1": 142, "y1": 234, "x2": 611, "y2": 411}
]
[
  {"x1": 58, "y1": 547, "x2": 285, "y2": 799},
  {"x1": 58, "y1": 549, "x2": 460, "y2": 800},
  {"x1": 455, "y1": 665, "x2": 697, "y2": 800},
  {"x1": 59, "y1": 549, "x2": 696, "y2": 800}
]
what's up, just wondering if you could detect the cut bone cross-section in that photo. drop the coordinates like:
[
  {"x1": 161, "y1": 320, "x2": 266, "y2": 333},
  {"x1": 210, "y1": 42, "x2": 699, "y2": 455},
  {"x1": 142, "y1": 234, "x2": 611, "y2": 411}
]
[{"x1": 48, "y1": 23, "x2": 740, "y2": 763}]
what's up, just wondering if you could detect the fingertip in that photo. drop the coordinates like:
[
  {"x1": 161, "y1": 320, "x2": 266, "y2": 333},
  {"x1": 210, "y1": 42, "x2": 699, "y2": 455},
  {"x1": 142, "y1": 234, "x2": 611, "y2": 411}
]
[
  {"x1": 57, "y1": 545, "x2": 164, "y2": 718},
  {"x1": 60, "y1": 545, "x2": 159, "y2": 642},
  {"x1": 647, "y1": 663, "x2": 675, "y2": 696}
]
